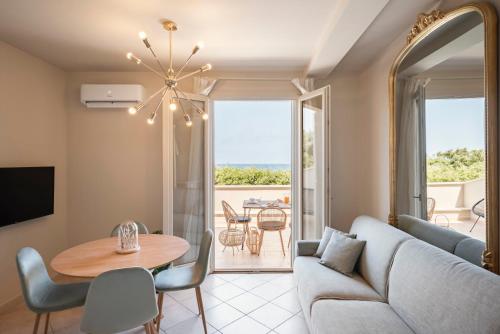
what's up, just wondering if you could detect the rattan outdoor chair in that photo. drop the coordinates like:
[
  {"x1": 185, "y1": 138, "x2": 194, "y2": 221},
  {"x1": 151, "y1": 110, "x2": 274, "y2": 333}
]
[{"x1": 257, "y1": 208, "x2": 287, "y2": 256}]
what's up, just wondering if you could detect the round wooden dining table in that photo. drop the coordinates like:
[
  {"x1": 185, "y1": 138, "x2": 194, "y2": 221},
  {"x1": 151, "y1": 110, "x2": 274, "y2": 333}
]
[{"x1": 51, "y1": 234, "x2": 190, "y2": 278}]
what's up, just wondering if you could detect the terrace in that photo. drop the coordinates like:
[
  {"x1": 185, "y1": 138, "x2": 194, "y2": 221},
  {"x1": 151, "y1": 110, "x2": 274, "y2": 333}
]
[{"x1": 214, "y1": 184, "x2": 292, "y2": 270}]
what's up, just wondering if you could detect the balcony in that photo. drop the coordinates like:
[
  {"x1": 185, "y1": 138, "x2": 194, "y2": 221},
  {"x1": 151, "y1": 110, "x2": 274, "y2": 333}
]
[{"x1": 214, "y1": 185, "x2": 292, "y2": 270}]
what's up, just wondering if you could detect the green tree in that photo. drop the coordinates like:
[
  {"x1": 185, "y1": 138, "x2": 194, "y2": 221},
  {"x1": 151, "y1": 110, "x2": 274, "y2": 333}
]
[
  {"x1": 427, "y1": 148, "x2": 485, "y2": 182},
  {"x1": 215, "y1": 167, "x2": 291, "y2": 185}
]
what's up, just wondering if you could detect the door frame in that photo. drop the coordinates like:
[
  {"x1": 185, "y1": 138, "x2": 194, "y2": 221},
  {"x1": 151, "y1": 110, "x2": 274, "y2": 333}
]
[
  {"x1": 209, "y1": 98, "x2": 295, "y2": 272},
  {"x1": 293, "y1": 86, "x2": 331, "y2": 249}
]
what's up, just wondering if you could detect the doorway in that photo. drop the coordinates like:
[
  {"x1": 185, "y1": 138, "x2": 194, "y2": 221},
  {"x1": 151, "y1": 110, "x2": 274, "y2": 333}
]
[{"x1": 213, "y1": 100, "x2": 293, "y2": 271}]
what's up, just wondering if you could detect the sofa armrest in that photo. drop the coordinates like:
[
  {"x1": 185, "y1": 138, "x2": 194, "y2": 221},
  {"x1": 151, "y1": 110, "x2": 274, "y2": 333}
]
[{"x1": 296, "y1": 240, "x2": 321, "y2": 256}]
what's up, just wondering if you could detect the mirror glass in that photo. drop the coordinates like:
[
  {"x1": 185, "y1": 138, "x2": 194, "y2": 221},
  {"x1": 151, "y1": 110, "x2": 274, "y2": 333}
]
[{"x1": 395, "y1": 11, "x2": 486, "y2": 243}]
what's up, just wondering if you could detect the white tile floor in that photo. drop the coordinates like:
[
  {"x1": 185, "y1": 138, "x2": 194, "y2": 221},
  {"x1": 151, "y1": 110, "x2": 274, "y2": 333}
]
[{"x1": 0, "y1": 273, "x2": 309, "y2": 334}]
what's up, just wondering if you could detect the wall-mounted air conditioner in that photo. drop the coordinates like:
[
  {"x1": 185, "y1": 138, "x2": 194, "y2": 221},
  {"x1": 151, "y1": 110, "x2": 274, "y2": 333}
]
[{"x1": 80, "y1": 84, "x2": 144, "y2": 108}]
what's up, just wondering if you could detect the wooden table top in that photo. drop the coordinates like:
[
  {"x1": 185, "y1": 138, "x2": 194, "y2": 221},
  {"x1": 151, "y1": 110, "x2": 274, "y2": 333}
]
[
  {"x1": 243, "y1": 200, "x2": 291, "y2": 210},
  {"x1": 51, "y1": 234, "x2": 190, "y2": 278}
]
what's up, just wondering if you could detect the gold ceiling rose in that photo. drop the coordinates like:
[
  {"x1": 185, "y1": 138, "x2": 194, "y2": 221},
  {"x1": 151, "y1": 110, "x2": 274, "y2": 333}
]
[
  {"x1": 126, "y1": 19, "x2": 212, "y2": 126},
  {"x1": 406, "y1": 10, "x2": 445, "y2": 44}
]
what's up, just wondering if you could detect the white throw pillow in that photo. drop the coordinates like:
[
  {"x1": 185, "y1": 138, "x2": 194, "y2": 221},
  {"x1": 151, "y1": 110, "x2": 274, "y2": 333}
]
[
  {"x1": 314, "y1": 226, "x2": 356, "y2": 258},
  {"x1": 319, "y1": 232, "x2": 366, "y2": 276}
]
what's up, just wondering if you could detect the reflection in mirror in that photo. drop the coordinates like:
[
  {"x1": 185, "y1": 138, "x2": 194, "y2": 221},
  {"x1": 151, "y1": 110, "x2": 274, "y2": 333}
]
[
  {"x1": 395, "y1": 12, "x2": 486, "y2": 242},
  {"x1": 301, "y1": 95, "x2": 324, "y2": 240}
]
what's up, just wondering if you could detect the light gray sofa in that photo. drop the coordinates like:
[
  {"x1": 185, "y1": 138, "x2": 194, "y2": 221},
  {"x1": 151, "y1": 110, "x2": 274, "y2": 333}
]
[
  {"x1": 294, "y1": 215, "x2": 500, "y2": 334},
  {"x1": 398, "y1": 214, "x2": 485, "y2": 266}
]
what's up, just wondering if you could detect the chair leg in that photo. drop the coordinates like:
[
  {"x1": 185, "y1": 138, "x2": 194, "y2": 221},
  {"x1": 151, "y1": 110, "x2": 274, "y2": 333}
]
[
  {"x1": 258, "y1": 230, "x2": 264, "y2": 256},
  {"x1": 278, "y1": 230, "x2": 286, "y2": 256},
  {"x1": 470, "y1": 216, "x2": 481, "y2": 232},
  {"x1": 43, "y1": 313, "x2": 50, "y2": 334},
  {"x1": 33, "y1": 313, "x2": 41, "y2": 334},
  {"x1": 288, "y1": 232, "x2": 291, "y2": 248},
  {"x1": 195, "y1": 287, "x2": 208, "y2": 334},
  {"x1": 149, "y1": 321, "x2": 157, "y2": 334},
  {"x1": 144, "y1": 323, "x2": 151, "y2": 334},
  {"x1": 156, "y1": 292, "x2": 164, "y2": 332}
]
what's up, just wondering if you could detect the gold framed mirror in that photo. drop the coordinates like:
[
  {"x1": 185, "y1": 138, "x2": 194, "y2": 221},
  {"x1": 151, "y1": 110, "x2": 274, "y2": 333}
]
[{"x1": 388, "y1": 3, "x2": 498, "y2": 273}]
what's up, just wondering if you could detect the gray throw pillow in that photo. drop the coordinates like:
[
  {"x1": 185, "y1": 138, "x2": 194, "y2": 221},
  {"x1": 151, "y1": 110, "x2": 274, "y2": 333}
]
[
  {"x1": 314, "y1": 226, "x2": 356, "y2": 258},
  {"x1": 319, "y1": 232, "x2": 366, "y2": 276}
]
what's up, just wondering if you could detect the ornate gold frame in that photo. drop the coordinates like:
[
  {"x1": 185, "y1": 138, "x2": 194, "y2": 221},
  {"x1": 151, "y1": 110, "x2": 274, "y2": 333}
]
[{"x1": 388, "y1": 3, "x2": 498, "y2": 273}]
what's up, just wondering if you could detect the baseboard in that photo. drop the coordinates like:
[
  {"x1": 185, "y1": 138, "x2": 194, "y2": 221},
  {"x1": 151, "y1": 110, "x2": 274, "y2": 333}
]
[{"x1": 0, "y1": 294, "x2": 23, "y2": 313}]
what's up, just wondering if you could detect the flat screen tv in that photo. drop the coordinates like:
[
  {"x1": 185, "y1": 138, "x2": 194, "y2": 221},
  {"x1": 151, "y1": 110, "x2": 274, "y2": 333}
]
[{"x1": 0, "y1": 167, "x2": 54, "y2": 228}]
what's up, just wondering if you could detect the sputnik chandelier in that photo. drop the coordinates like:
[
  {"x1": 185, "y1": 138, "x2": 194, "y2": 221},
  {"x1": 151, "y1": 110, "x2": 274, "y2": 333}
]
[{"x1": 126, "y1": 20, "x2": 212, "y2": 126}]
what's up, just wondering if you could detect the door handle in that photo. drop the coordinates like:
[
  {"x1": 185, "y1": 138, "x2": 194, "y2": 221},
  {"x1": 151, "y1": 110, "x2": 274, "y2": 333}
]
[{"x1": 412, "y1": 194, "x2": 422, "y2": 200}]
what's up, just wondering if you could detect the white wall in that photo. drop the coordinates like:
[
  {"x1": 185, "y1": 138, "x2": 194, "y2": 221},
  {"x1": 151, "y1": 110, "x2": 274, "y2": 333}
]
[
  {"x1": 0, "y1": 41, "x2": 68, "y2": 307},
  {"x1": 66, "y1": 72, "x2": 193, "y2": 245}
]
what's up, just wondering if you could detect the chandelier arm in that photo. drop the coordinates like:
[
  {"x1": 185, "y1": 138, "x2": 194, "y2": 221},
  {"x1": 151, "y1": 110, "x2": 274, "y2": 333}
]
[
  {"x1": 176, "y1": 89, "x2": 204, "y2": 114},
  {"x1": 175, "y1": 53, "x2": 195, "y2": 79},
  {"x1": 176, "y1": 68, "x2": 204, "y2": 82},
  {"x1": 173, "y1": 88, "x2": 188, "y2": 115},
  {"x1": 137, "y1": 85, "x2": 169, "y2": 111},
  {"x1": 151, "y1": 87, "x2": 169, "y2": 117},
  {"x1": 147, "y1": 45, "x2": 168, "y2": 76},
  {"x1": 137, "y1": 59, "x2": 169, "y2": 81}
]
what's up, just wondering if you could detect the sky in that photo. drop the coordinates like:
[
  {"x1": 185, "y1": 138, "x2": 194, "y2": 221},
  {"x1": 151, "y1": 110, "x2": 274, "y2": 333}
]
[
  {"x1": 214, "y1": 100, "x2": 292, "y2": 165},
  {"x1": 425, "y1": 97, "x2": 485, "y2": 156}
]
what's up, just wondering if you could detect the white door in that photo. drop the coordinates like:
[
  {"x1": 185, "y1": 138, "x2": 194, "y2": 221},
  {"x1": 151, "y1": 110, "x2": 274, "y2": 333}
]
[
  {"x1": 162, "y1": 93, "x2": 213, "y2": 265},
  {"x1": 293, "y1": 86, "x2": 330, "y2": 246}
]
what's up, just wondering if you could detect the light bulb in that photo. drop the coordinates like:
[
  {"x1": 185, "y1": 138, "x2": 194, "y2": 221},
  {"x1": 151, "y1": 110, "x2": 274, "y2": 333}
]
[
  {"x1": 196, "y1": 41, "x2": 205, "y2": 49},
  {"x1": 147, "y1": 112, "x2": 156, "y2": 125},
  {"x1": 126, "y1": 52, "x2": 133, "y2": 60},
  {"x1": 201, "y1": 63, "x2": 212, "y2": 72},
  {"x1": 202, "y1": 113, "x2": 209, "y2": 120},
  {"x1": 138, "y1": 31, "x2": 147, "y2": 40},
  {"x1": 128, "y1": 107, "x2": 137, "y2": 115},
  {"x1": 184, "y1": 114, "x2": 192, "y2": 127},
  {"x1": 169, "y1": 102, "x2": 177, "y2": 111}
]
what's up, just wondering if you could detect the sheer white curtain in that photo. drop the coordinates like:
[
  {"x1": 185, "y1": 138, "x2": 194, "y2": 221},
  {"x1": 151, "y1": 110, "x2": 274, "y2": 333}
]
[
  {"x1": 396, "y1": 77, "x2": 429, "y2": 218},
  {"x1": 180, "y1": 77, "x2": 216, "y2": 262}
]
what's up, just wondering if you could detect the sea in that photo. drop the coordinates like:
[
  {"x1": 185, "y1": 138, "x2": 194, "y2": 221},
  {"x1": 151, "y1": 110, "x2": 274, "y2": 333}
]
[{"x1": 216, "y1": 163, "x2": 291, "y2": 171}]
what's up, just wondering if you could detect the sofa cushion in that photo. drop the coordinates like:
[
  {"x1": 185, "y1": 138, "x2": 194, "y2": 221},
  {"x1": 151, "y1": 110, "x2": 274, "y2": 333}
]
[
  {"x1": 349, "y1": 215, "x2": 412, "y2": 298},
  {"x1": 310, "y1": 300, "x2": 414, "y2": 334},
  {"x1": 398, "y1": 214, "x2": 468, "y2": 253},
  {"x1": 294, "y1": 256, "x2": 383, "y2": 324},
  {"x1": 389, "y1": 239, "x2": 500, "y2": 334},
  {"x1": 454, "y1": 237, "x2": 485, "y2": 267},
  {"x1": 314, "y1": 226, "x2": 356, "y2": 257},
  {"x1": 319, "y1": 232, "x2": 365, "y2": 276}
]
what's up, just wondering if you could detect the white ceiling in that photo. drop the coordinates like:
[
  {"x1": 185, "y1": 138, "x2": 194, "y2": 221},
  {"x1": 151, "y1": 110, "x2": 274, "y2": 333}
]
[{"x1": 0, "y1": 0, "x2": 391, "y2": 76}]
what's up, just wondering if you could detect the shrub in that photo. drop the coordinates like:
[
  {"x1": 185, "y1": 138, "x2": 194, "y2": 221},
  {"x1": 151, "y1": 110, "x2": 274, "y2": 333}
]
[
  {"x1": 215, "y1": 167, "x2": 291, "y2": 185},
  {"x1": 427, "y1": 148, "x2": 485, "y2": 182}
]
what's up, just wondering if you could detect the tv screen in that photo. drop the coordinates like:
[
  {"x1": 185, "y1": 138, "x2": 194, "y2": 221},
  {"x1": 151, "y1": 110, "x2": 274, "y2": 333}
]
[{"x1": 0, "y1": 167, "x2": 54, "y2": 228}]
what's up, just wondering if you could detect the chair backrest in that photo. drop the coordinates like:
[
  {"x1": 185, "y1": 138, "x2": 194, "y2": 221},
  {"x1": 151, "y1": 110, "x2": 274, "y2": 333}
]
[
  {"x1": 110, "y1": 221, "x2": 149, "y2": 237},
  {"x1": 426, "y1": 197, "x2": 436, "y2": 220},
  {"x1": 16, "y1": 247, "x2": 53, "y2": 313},
  {"x1": 472, "y1": 198, "x2": 485, "y2": 217},
  {"x1": 257, "y1": 208, "x2": 287, "y2": 230},
  {"x1": 222, "y1": 201, "x2": 237, "y2": 226},
  {"x1": 193, "y1": 229, "x2": 214, "y2": 285},
  {"x1": 81, "y1": 267, "x2": 158, "y2": 333}
]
